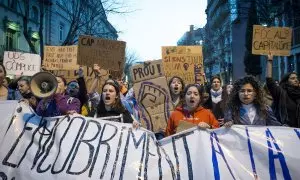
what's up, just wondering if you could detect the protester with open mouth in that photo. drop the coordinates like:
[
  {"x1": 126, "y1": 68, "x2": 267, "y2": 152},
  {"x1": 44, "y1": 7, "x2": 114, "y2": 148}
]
[
  {"x1": 168, "y1": 76, "x2": 185, "y2": 107},
  {"x1": 223, "y1": 76, "x2": 281, "y2": 127},
  {"x1": 97, "y1": 81, "x2": 140, "y2": 128},
  {"x1": 165, "y1": 84, "x2": 219, "y2": 136}
]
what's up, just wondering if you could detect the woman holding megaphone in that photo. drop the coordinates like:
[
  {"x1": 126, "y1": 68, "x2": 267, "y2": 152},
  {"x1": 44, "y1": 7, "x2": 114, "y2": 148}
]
[{"x1": 36, "y1": 75, "x2": 81, "y2": 117}]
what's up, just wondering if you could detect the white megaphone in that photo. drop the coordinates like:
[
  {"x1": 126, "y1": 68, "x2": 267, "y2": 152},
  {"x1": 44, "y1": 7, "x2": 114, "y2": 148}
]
[{"x1": 30, "y1": 72, "x2": 58, "y2": 98}]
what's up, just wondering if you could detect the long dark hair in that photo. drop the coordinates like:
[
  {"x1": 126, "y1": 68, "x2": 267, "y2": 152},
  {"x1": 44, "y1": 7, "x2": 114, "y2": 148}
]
[
  {"x1": 97, "y1": 82, "x2": 125, "y2": 114},
  {"x1": 0, "y1": 64, "x2": 7, "y2": 76},
  {"x1": 226, "y1": 76, "x2": 267, "y2": 124},
  {"x1": 168, "y1": 76, "x2": 185, "y2": 94},
  {"x1": 201, "y1": 83, "x2": 212, "y2": 108},
  {"x1": 182, "y1": 84, "x2": 203, "y2": 107}
]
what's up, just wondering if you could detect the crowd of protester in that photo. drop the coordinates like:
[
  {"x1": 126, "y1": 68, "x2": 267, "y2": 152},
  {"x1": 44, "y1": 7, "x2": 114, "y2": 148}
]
[{"x1": 0, "y1": 55, "x2": 299, "y2": 139}]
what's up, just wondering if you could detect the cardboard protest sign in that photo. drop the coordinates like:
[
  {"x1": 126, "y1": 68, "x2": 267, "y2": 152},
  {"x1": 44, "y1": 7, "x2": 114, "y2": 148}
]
[
  {"x1": 176, "y1": 120, "x2": 197, "y2": 133},
  {"x1": 78, "y1": 35, "x2": 126, "y2": 73},
  {"x1": 162, "y1": 46, "x2": 204, "y2": 84},
  {"x1": 43, "y1": 45, "x2": 78, "y2": 70},
  {"x1": 50, "y1": 66, "x2": 110, "y2": 93},
  {"x1": 1, "y1": 102, "x2": 300, "y2": 180},
  {"x1": 133, "y1": 76, "x2": 173, "y2": 133},
  {"x1": 3, "y1": 51, "x2": 41, "y2": 76},
  {"x1": 252, "y1": 25, "x2": 292, "y2": 56},
  {"x1": 130, "y1": 60, "x2": 164, "y2": 83}
]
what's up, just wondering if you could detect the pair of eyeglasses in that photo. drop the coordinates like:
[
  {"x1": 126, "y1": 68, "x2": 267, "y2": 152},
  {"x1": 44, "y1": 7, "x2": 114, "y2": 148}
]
[{"x1": 239, "y1": 89, "x2": 254, "y2": 94}]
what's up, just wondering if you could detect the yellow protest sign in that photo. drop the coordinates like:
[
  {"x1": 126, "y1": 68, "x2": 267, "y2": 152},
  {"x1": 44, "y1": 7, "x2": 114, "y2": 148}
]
[
  {"x1": 162, "y1": 46, "x2": 204, "y2": 84},
  {"x1": 252, "y1": 25, "x2": 292, "y2": 56},
  {"x1": 43, "y1": 45, "x2": 78, "y2": 70}
]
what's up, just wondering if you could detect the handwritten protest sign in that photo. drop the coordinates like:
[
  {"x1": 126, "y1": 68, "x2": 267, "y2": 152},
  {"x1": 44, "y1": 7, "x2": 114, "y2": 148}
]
[
  {"x1": 162, "y1": 46, "x2": 204, "y2": 84},
  {"x1": 130, "y1": 60, "x2": 164, "y2": 83},
  {"x1": 0, "y1": 102, "x2": 300, "y2": 179},
  {"x1": 43, "y1": 45, "x2": 78, "y2": 70},
  {"x1": 50, "y1": 66, "x2": 110, "y2": 93},
  {"x1": 78, "y1": 35, "x2": 126, "y2": 73},
  {"x1": 131, "y1": 60, "x2": 172, "y2": 132},
  {"x1": 252, "y1": 25, "x2": 292, "y2": 56},
  {"x1": 3, "y1": 51, "x2": 41, "y2": 76}
]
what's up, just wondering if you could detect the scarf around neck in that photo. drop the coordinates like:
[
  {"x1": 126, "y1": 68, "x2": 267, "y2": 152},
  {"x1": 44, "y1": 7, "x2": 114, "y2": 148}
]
[{"x1": 211, "y1": 88, "x2": 222, "y2": 104}]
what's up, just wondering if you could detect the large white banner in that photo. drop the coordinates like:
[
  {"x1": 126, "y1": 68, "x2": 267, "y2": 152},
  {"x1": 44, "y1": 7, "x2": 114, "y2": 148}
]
[
  {"x1": 0, "y1": 102, "x2": 299, "y2": 179},
  {"x1": 3, "y1": 51, "x2": 41, "y2": 76}
]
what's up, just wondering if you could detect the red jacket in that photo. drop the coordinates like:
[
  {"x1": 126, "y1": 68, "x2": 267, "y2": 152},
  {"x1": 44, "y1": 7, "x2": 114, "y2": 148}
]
[{"x1": 165, "y1": 106, "x2": 219, "y2": 136}]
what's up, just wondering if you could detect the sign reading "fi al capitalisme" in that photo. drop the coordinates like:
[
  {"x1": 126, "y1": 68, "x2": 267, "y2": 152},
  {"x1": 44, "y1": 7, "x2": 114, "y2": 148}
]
[{"x1": 252, "y1": 25, "x2": 292, "y2": 56}]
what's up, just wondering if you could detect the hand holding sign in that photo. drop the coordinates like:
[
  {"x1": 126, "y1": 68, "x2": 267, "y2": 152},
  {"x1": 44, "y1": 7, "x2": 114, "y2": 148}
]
[{"x1": 93, "y1": 64, "x2": 101, "y2": 75}]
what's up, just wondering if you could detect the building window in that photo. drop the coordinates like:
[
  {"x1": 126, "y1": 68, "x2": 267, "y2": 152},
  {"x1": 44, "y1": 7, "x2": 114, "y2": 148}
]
[
  {"x1": 31, "y1": 6, "x2": 39, "y2": 22},
  {"x1": 5, "y1": 29, "x2": 17, "y2": 50},
  {"x1": 59, "y1": 24, "x2": 64, "y2": 41}
]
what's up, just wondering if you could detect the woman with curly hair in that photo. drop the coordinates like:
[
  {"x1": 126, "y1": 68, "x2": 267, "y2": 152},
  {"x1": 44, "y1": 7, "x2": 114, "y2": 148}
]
[{"x1": 224, "y1": 76, "x2": 281, "y2": 127}]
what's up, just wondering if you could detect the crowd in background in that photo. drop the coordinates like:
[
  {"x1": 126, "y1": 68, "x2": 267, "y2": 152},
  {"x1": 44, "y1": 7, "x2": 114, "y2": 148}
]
[{"x1": 0, "y1": 54, "x2": 299, "y2": 140}]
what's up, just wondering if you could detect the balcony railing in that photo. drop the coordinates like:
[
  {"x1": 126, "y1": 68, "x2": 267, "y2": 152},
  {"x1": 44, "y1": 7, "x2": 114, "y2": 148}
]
[{"x1": 293, "y1": 26, "x2": 300, "y2": 47}]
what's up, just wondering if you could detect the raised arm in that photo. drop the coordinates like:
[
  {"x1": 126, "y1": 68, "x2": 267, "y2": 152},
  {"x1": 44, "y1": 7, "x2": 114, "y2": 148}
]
[
  {"x1": 88, "y1": 64, "x2": 101, "y2": 94},
  {"x1": 265, "y1": 54, "x2": 285, "y2": 100}
]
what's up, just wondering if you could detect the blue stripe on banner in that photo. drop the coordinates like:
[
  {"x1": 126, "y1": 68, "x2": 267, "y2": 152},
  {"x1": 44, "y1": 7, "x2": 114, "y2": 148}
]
[
  {"x1": 144, "y1": 134, "x2": 150, "y2": 180},
  {"x1": 110, "y1": 126, "x2": 125, "y2": 180},
  {"x1": 158, "y1": 141, "x2": 176, "y2": 179},
  {"x1": 210, "y1": 132, "x2": 220, "y2": 180},
  {"x1": 182, "y1": 136, "x2": 193, "y2": 180},
  {"x1": 137, "y1": 133, "x2": 146, "y2": 180},
  {"x1": 245, "y1": 127, "x2": 258, "y2": 179},
  {"x1": 119, "y1": 128, "x2": 132, "y2": 180},
  {"x1": 210, "y1": 132, "x2": 236, "y2": 180},
  {"x1": 294, "y1": 129, "x2": 300, "y2": 140},
  {"x1": 172, "y1": 137, "x2": 181, "y2": 180},
  {"x1": 266, "y1": 128, "x2": 291, "y2": 180}
]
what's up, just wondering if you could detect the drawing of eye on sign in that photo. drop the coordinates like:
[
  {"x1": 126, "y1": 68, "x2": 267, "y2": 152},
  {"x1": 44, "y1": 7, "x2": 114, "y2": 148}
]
[
  {"x1": 252, "y1": 25, "x2": 292, "y2": 56},
  {"x1": 3, "y1": 51, "x2": 41, "y2": 76}
]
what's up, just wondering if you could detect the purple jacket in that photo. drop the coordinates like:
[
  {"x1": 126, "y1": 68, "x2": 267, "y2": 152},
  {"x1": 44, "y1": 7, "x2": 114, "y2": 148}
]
[{"x1": 36, "y1": 94, "x2": 81, "y2": 117}]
